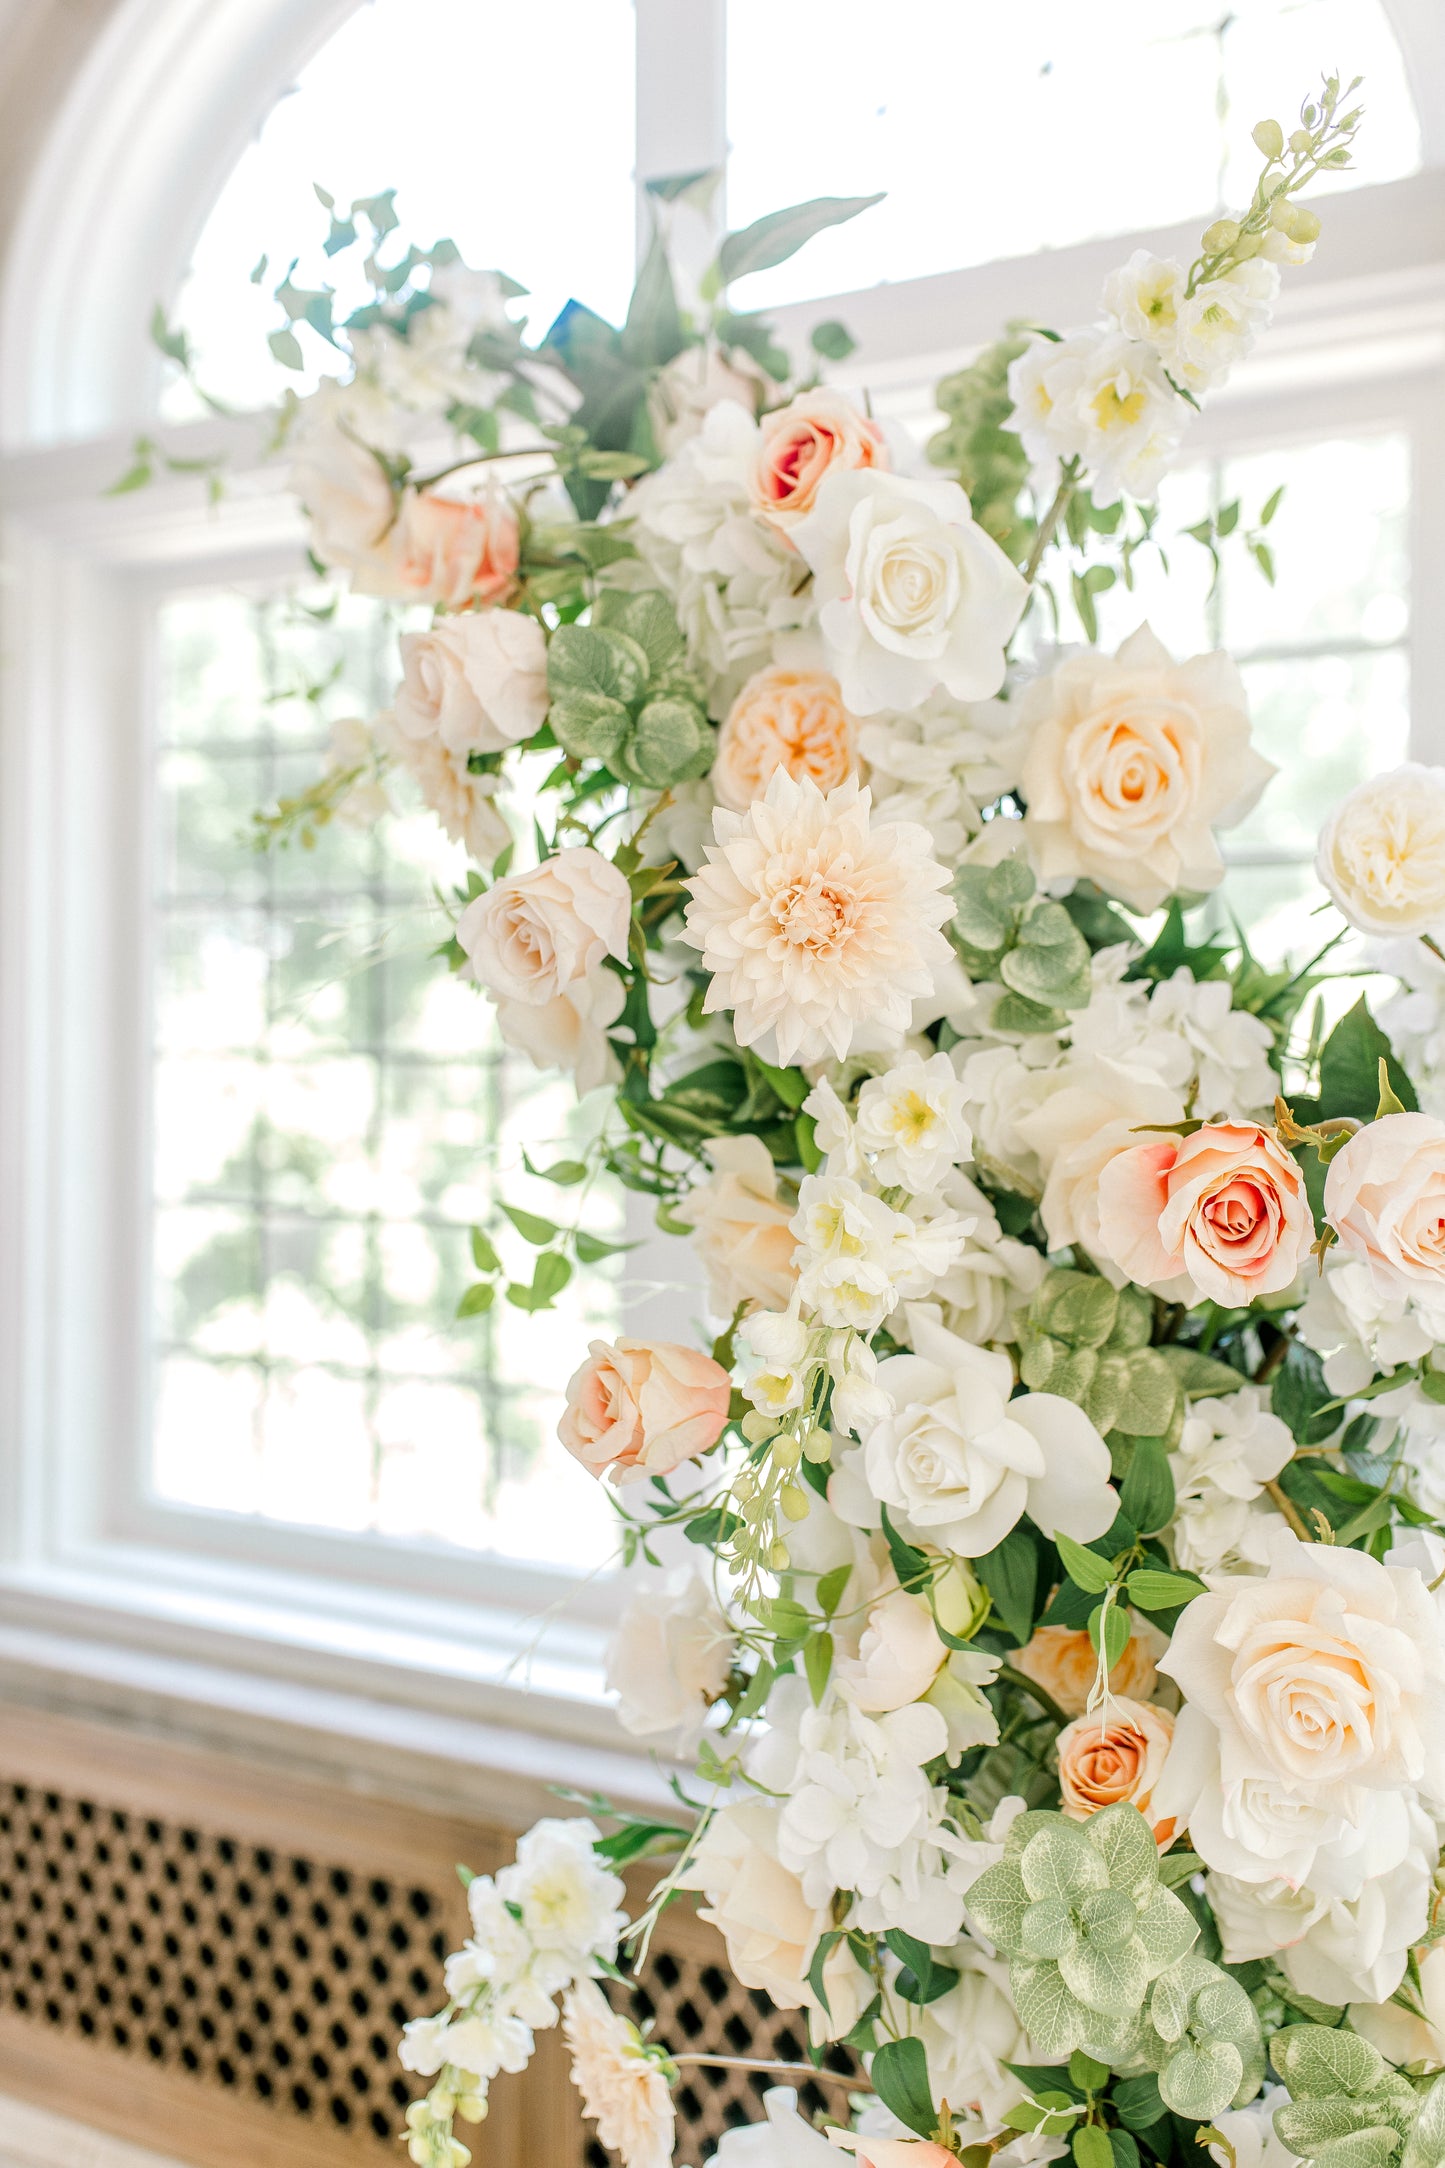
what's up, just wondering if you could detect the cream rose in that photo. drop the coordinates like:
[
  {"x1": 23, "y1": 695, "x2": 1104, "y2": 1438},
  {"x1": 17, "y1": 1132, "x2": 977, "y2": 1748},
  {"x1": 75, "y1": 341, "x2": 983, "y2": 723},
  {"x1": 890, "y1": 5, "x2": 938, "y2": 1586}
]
[
  {"x1": 1159, "y1": 1529, "x2": 1445, "y2": 1811},
  {"x1": 1016, "y1": 1057, "x2": 1187, "y2": 1265},
  {"x1": 792, "y1": 469, "x2": 1029, "y2": 716},
  {"x1": 456, "y1": 847, "x2": 631, "y2": 1007},
  {"x1": 835, "y1": 1590, "x2": 946, "y2": 1714},
  {"x1": 392, "y1": 609, "x2": 548, "y2": 755},
  {"x1": 292, "y1": 420, "x2": 396, "y2": 578},
  {"x1": 1097, "y1": 1120, "x2": 1312, "y2": 1307},
  {"x1": 558, "y1": 1337, "x2": 731, "y2": 1485},
  {"x1": 1056, "y1": 1696, "x2": 1177, "y2": 1842},
  {"x1": 711, "y1": 663, "x2": 859, "y2": 811},
  {"x1": 1012, "y1": 1619, "x2": 1163, "y2": 1719},
  {"x1": 1317, "y1": 766, "x2": 1445, "y2": 937},
  {"x1": 1012, "y1": 624, "x2": 1275, "y2": 912},
  {"x1": 379, "y1": 720, "x2": 510, "y2": 866},
  {"x1": 386, "y1": 486, "x2": 521, "y2": 609},
  {"x1": 674, "y1": 1135, "x2": 800, "y2": 1317},
  {"x1": 677, "y1": 1800, "x2": 870, "y2": 2037},
  {"x1": 750, "y1": 389, "x2": 888, "y2": 537},
  {"x1": 490, "y1": 967, "x2": 625, "y2": 1095},
  {"x1": 1326, "y1": 1111, "x2": 1445, "y2": 1300}
]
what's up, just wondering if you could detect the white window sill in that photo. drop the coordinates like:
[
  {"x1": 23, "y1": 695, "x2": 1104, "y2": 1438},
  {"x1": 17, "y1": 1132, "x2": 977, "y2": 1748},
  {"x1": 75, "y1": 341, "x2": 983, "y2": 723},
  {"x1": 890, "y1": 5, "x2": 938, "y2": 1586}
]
[
  {"x1": 0, "y1": 1550, "x2": 674, "y2": 1825},
  {"x1": 0, "y1": 2094, "x2": 194, "y2": 2168}
]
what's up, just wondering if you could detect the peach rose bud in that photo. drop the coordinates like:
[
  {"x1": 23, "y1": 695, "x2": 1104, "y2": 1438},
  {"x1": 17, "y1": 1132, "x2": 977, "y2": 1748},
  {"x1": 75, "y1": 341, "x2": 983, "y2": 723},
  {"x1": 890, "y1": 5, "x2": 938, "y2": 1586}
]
[
  {"x1": 1097, "y1": 1120, "x2": 1311, "y2": 1307},
  {"x1": 559, "y1": 1338, "x2": 732, "y2": 1485},
  {"x1": 1325, "y1": 1111, "x2": 1445, "y2": 1300},
  {"x1": 1013, "y1": 1621, "x2": 1162, "y2": 1718},
  {"x1": 711, "y1": 664, "x2": 859, "y2": 811},
  {"x1": 1056, "y1": 1696, "x2": 1177, "y2": 1846},
  {"x1": 750, "y1": 389, "x2": 888, "y2": 537},
  {"x1": 392, "y1": 486, "x2": 520, "y2": 608}
]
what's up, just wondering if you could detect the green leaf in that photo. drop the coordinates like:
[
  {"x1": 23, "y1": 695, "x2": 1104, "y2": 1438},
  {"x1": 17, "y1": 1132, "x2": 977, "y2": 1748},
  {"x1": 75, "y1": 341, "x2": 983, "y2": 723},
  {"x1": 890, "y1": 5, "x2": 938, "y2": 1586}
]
[
  {"x1": 1317, "y1": 997, "x2": 1417, "y2": 1122},
  {"x1": 1159, "y1": 2038, "x2": 1244, "y2": 2121},
  {"x1": 524, "y1": 1156, "x2": 588, "y2": 1187},
  {"x1": 470, "y1": 1228, "x2": 501, "y2": 1273},
  {"x1": 1074, "y1": 2128, "x2": 1115, "y2": 2168},
  {"x1": 1400, "y1": 2070, "x2": 1445, "y2": 2168},
  {"x1": 1126, "y1": 1568, "x2": 1206, "y2": 1611},
  {"x1": 804, "y1": 1927, "x2": 846, "y2": 2018},
  {"x1": 816, "y1": 1564, "x2": 851, "y2": 1618},
  {"x1": 1273, "y1": 1342, "x2": 1340, "y2": 1446},
  {"x1": 1020, "y1": 1822, "x2": 1109, "y2": 1903},
  {"x1": 975, "y1": 1527, "x2": 1040, "y2": 1643},
  {"x1": 717, "y1": 193, "x2": 885, "y2": 285},
  {"x1": 548, "y1": 622, "x2": 650, "y2": 707},
  {"x1": 1118, "y1": 1441, "x2": 1176, "y2": 1536},
  {"x1": 268, "y1": 326, "x2": 305, "y2": 370},
  {"x1": 574, "y1": 1230, "x2": 637, "y2": 1264},
  {"x1": 1110, "y1": 2133, "x2": 1142, "y2": 2168},
  {"x1": 502, "y1": 1204, "x2": 560, "y2": 1245},
  {"x1": 1085, "y1": 1804, "x2": 1158, "y2": 1899},
  {"x1": 1070, "y1": 2052, "x2": 1111, "y2": 2094},
  {"x1": 1089, "y1": 1600, "x2": 1131, "y2": 1673},
  {"x1": 1112, "y1": 2074, "x2": 1167, "y2": 2132},
  {"x1": 870, "y1": 2035, "x2": 937, "y2": 2140},
  {"x1": 1056, "y1": 1533, "x2": 1116, "y2": 1596},
  {"x1": 811, "y1": 318, "x2": 857, "y2": 361},
  {"x1": 803, "y1": 1630, "x2": 833, "y2": 1705},
  {"x1": 455, "y1": 1283, "x2": 495, "y2": 1319},
  {"x1": 1011, "y1": 1962, "x2": 1094, "y2": 2058},
  {"x1": 1273, "y1": 2026, "x2": 1389, "y2": 2102},
  {"x1": 886, "y1": 1929, "x2": 960, "y2": 2007}
]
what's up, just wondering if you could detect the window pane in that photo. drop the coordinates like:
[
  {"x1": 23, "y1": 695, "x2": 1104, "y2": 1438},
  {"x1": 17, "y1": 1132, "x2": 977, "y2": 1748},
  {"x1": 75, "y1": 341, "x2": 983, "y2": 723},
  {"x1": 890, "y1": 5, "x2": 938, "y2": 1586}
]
[
  {"x1": 1090, "y1": 429, "x2": 1410, "y2": 962},
  {"x1": 725, "y1": 0, "x2": 1418, "y2": 308},
  {"x1": 166, "y1": 0, "x2": 635, "y2": 415},
  {"x1": 149, "y1": 589, "x2": 621, "y2": 1570}
]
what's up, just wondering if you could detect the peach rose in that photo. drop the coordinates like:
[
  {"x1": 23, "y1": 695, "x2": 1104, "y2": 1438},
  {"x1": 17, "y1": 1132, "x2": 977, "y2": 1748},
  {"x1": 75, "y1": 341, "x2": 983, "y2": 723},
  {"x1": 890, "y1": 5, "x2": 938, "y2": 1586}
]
[
  {"x1": 1326, "y1": 1112, "x2": 1445, "y2": 1299},
  {"x1": 388, "y1": 486, "x2": 520, "y2": 608},
  {"x1": 831, "y1": 2137, "x2": 956, "y2": 2168},
  {"x1": 1013, "y1": 1620, "x2": 1162, "y2": 1718},
  {"x1": 1056, "y1": 1696, "x2": 1177, "y2": 1844},
  {"x1": 1097, "y1": 1120, "x2": 1311, "y2": 1308},
  {"x1": 711, "y1": 663, "x2": 860, "y2": 811},
  {"x1": 750, "y1": 389, "x2": 888, "y2": 537},
  {"x1": 674, "y1": 1135, "x2": 800, "y2": 1318},
  {"x1": 558, "y1": 1337, "x2": 732, "y2": 1485},
  {"x1": 392, "y1": 608, "x2": 548, "y2": 755}
]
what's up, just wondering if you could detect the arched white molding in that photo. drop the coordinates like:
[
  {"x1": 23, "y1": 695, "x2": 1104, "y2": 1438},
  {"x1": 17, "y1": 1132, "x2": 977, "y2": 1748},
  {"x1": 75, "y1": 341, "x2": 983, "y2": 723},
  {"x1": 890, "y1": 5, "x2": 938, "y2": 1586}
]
[
  {"x1": 1382, "y1": 0, "x2": 1445, "y2": 167},
  {"x1": 0, "y1": 0, "x2": 358, "y2": 447}
]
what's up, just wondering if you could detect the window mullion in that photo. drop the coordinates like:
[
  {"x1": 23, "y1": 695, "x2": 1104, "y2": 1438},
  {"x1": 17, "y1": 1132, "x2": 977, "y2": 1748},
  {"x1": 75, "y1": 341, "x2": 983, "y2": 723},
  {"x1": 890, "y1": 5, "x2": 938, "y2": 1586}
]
[{"x1": 633, "y1": 0, "x2": 727, "y2": 281}]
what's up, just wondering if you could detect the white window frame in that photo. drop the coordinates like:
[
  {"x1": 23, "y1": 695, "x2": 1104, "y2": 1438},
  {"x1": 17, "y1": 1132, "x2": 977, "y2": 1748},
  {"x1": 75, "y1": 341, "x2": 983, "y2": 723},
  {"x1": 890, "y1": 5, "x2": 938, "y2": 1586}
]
[{"x1": 0, "y1": 0, "x2": 1443, "y2": 1792}]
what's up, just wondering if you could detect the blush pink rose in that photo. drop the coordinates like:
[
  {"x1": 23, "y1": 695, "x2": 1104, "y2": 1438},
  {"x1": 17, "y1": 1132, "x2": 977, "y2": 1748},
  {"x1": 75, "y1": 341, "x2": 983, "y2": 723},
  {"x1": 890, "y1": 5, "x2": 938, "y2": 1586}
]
[
  {"x1": 559, "y1": 1338, "x2": 732, "y2": 1485},
  {"x1": 390, "y1": 487, "x2": 520, "y2": 608},
  {"x1": 1097, "y1": 1120, "x2": 1311, "y2": 1306},
  {"x1": 1325, "y1": 1112, "x2": 1445, "y2": 1299},
  {"x1": 750, "y1": 390, "x2": 888, "y2": 537},
  {"x1": 830, "y1": 2136, "x2": 956, "y2": 2168}
]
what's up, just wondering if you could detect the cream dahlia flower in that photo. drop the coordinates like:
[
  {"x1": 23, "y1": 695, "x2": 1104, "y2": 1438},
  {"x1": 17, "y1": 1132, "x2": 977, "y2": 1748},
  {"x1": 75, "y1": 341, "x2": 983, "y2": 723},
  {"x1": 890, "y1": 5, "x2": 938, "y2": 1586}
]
[
  {"x1": 562, "y1": 1980, "x2": 676, "y2": 2168},
  {"x1": 680, "y1": 770, "x2": 954, "y2": 1065}
]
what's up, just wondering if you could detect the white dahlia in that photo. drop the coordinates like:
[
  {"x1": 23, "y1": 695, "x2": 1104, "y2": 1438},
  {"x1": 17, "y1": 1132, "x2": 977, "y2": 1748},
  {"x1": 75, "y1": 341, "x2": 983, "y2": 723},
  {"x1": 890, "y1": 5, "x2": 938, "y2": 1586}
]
[{"x1": 680, "y1": 769, "x2": 954, "y2": 1065}]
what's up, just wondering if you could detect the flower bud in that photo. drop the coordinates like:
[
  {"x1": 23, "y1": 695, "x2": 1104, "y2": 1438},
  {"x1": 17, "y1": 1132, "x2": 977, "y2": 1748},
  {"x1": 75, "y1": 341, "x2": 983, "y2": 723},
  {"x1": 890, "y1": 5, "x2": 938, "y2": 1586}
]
[
  {"x1": 740, "y1": 1411, "x2": 775, "y2": 1445},
  {"x1": 1289, "y1": 206, "x2": 1321, "y2": 243},
  {"x1": 771, "y1": 1433, "x2": 802, "y2": 1471},
  {"x1": 457, "y1": 2096, "x2": 487, "y2": 2124},
  {"x1": 1232, "y1": 230, "x2": 1265, "y2": 259},
  {"x1": 801, "y1": 1425, "x2": 832, "y2": 1463},
  {"x1": 1201, "y1": 217, "x2": 1240, "y2": 254},
  {"x1": 1252, "y1": 118, "x2": 1284, "y2": 160},
  {"x1": 780, "y1": 1482, "x2": 809, "y2": 1522},
  {"x1": 767, "y1": 1538, "x2": 790, "y2": 1572},
  {"x1": 1290, "y1": 128, "x2": 1313, "y2": 153}
]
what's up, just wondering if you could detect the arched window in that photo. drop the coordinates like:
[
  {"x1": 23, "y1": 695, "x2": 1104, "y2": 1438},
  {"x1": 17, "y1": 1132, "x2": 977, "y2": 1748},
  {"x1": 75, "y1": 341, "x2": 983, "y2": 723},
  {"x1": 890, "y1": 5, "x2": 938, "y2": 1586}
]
[{"x1": 1, "y1": 0, "x2": 1440, "y2": 1760}]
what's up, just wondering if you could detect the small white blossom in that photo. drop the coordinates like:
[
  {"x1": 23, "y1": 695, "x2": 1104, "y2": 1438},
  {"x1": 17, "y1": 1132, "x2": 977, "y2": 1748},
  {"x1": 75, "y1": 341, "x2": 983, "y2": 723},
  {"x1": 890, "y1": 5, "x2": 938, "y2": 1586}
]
[
  {"x1": 851, "y1": 1051, "x2": 975, "y2": 1193},
  {"x1": 1169, "y1": 1388, "x2": 1293, "y2": 1575}
]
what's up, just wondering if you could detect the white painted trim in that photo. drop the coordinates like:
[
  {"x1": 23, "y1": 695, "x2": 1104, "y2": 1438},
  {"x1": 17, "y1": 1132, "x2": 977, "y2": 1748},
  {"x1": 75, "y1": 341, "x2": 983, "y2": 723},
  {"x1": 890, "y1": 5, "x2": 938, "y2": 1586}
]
[{"x1": 0, "y1": 2094, "x2": 195, "y2": 2168}]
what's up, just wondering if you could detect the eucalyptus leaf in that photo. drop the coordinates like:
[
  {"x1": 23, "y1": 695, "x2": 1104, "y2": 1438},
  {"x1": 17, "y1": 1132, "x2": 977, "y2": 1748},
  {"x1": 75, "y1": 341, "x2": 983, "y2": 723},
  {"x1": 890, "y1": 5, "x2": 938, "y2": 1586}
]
[{"x1": 717, "y1": 192, "x2": 885, "y2": 285}]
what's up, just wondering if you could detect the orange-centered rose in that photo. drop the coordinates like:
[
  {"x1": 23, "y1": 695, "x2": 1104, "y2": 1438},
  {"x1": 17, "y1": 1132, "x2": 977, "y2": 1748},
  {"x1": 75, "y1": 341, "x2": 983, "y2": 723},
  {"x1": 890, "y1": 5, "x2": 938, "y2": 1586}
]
[
  {"x1": 1056, "y1": 1696, "x2": 1177, "y2": 1845},
  {"x1": 711, "y1": 664, "x2": 860, "y2": 811},
  {"x1": 1097, "y1": 1120, "x2": 1311, "y2": 1308},
  {"x1": 750, "y1": 389, "x2": 888, "y2": 537},
  {"x1": 559, "y1": 1338, "x2": 731, "y2": 1486}
]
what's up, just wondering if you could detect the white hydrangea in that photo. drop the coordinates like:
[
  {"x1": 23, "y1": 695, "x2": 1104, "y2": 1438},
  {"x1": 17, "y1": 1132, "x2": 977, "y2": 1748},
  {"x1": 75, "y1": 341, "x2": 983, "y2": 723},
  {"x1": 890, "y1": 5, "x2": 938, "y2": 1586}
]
[
  {"x1": 930, "y1": 1183, "x2": 1048, "y2": 1348},
  {"x1": 791, "y1": 1173, "x2": 972, "y2": 1332},
  {"x1": 497, "y1": 1817, "x2": 627, "y2": 1975},
  {"x1": 1065, "y1": 960, "x2": 1277, "y2": 1118},
  {"x1": 1296, "y1": 1255, "x2": 1445, "y2": 1438},
  {"x1": 1168, "y1": 1387, "x2": 1293, "y2": 1575},
  {"x1": 955, "y1": 1039, "x2": 1072, "y2": 1197},
  {"x1": 749, "y1": 1676, "x2": 978, "y2": 1940},
  {"x1": 1376, "y1": 934, "x2": 1445, "y2": 1118},
  {"x1": 626, "y1": 399, "x2": 811, "y2": 706},
  {"x1": 856, "y1": 692, "x2": 1019, "y2": 860}
]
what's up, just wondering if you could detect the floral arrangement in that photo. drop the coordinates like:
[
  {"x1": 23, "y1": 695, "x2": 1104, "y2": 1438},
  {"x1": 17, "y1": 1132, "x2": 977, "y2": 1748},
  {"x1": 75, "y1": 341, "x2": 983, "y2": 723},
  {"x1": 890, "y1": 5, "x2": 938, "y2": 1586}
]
[{"x1": 171, "y1": 63, "x2": 1445, "y2": 2168}]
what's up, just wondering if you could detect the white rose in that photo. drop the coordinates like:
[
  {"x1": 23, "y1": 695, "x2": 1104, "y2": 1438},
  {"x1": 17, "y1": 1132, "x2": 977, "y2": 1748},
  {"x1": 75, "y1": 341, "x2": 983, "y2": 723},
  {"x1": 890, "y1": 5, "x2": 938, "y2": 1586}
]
[
  {"x1": 392, "y1": 609, "x2": 548, "y2": 755},
  {"x1": 857, "y1": 1306, "x2": 1117, "y2": 1556},
  {"x1": 675, "y1": 1135, "x2": 800, "y2": 1319},
  {"x1": 1156, "y1": 1530, "x2": 1445, "y2": 1869},
  {"x1": 491, "y1": 969, "x2": 625, "y2": 1096},
  {"x1": 604, "y1": 1570, "x2": 734, "y2": 1751},
  {"x1": 1350, "y1": 1941, "x2": 1445, "y2": 2070},
  {"x1": 1010, "y1": 625, "x2": 1276, "y2": 913},
  {"x1": 791, "y1": 468, "x2": 1028, "y2": 716},
  {"x1": 708, "y1": 2088, "x2": 840, "y2": 2167},
  {"x1": 456, "y1": 847, "x2": 631, "y2": 1007},
  {"x1": 835, "y1": 1590, "x2": 946, "y2": 1713},
  {"x1": 291, "y1": 415, "x2": 396, "y2": 575},
  {"x1": 1317, "y1": 764, "x2": 1445, "y2": 937}
]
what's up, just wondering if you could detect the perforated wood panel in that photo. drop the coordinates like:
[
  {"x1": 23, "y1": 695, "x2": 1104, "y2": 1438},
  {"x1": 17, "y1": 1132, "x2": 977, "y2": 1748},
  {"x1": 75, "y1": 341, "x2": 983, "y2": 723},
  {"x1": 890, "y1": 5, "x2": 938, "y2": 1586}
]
[{"x1": 0, "y1": 1780, "x2": 443, "y2": 2145}]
